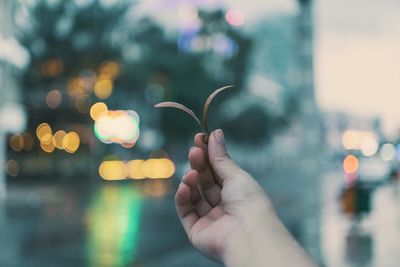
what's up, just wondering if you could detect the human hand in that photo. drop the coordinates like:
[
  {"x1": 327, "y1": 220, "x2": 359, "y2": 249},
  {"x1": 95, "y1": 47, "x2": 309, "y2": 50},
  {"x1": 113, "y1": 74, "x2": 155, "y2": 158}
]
[
  {"x1": 175, "y1": 129, "x2": 317, "y2": 267},
  {"x1": 175, "y1": 129, "x2": 274, "y2": 262}
]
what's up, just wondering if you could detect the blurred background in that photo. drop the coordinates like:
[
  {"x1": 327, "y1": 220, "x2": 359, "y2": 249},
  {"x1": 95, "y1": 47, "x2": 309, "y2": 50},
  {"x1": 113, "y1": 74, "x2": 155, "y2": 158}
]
[{"x1": 0, "y1": 0, "x2": 400, "y2": 266}]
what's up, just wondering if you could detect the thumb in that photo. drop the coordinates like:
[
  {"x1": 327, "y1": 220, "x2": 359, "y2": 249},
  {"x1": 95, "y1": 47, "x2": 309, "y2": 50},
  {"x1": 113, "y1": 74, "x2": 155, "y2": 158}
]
[{"x1": 208, "y1": 129, "x2": 245, "y2": 182}]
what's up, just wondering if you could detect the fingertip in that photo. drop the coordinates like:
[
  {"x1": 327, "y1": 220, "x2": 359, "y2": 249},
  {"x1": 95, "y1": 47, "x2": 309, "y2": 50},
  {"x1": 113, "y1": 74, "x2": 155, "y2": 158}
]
[
  {"x1": 175, "y1": 183, "x2": 191, "y2": 206},
  {"x1": 210, "y1": 129, "x2": 225, "y2": 145},
  {"x1": 194, "y1": 133, "x2": 205, "y2": 145},
  {"x1": 189, "y1": 147, "x2": 207, "y2": 171},
  {"x1": 194, "y1": 133, "x2": 208, "y2": 152},
  {"x1": 182, "y1": 169, "x2": 199, "y2": 187}
]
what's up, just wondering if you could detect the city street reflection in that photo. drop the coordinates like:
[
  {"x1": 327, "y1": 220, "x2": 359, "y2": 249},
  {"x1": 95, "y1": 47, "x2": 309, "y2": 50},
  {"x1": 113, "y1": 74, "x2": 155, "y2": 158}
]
[
  {"x1": 85, "y1": 180, "x2": 171, "y2": 267},
  {"x1": 86, "y1": 185, "x2": 143, "y2": 267},
  {"x1": 1, "y1": 0, "x2": 400, "y2": 266}
]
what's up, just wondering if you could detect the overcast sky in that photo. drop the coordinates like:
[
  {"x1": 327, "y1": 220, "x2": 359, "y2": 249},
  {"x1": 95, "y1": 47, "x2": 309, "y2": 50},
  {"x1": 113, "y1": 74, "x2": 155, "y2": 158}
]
[
  {"x1": 138, "y1": 0, "x2": 400, "y2": 136},
  {"x1": 315, "y1": 0, "x2": 400, "y2": 136}
]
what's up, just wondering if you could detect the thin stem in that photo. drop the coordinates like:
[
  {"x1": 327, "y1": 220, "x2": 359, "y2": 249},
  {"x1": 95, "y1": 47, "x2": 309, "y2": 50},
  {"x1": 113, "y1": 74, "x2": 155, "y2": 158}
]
[{"x1": 202, "y1": 85, "x2": 234, "y2": 138}]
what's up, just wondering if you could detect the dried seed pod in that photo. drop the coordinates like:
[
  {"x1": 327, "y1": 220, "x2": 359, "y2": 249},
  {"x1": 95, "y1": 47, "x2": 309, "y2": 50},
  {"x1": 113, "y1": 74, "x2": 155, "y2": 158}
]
[
  {"x1": 154, "y1": 85, "x2": 234, "y2": 144},
  {"x1": 154, "y1": 101, "x2": 205, "y2": 135},
  {"x1": 202, "y1": 85, "x2": 234, "y2": 141}
]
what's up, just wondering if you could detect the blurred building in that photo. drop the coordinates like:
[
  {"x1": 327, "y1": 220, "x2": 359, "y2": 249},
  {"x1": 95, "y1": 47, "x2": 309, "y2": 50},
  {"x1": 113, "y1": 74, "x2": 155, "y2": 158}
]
[
  {"x1": 229, "y1": 0, "x2": 323, "y2": 262},
  {"x1": 0, "y1": 0, "x2": 29, "y2": 197}
]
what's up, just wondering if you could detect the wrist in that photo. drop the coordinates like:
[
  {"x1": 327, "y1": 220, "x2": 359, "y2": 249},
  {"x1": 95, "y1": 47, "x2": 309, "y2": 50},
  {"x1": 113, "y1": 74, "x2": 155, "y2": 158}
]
[
  {"x1": 221, "y1": 202, "x2": 279, "y2": 266},
  {"x1": 221, "y1": 203, "x2": 316, "y2": 267}
]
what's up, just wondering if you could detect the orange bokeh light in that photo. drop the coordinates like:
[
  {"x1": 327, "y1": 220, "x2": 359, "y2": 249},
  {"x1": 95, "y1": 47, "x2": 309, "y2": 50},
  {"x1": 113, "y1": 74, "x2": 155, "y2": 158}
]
[{"x1": 343, "y1": 154, "x2": 359, "y2": 174}]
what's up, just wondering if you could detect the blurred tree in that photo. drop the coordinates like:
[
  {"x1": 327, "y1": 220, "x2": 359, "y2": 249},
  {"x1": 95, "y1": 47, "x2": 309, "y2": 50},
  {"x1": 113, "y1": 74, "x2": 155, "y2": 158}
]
[
  {"x1": 129, "y1": 10, "x2": 255, "y2": 146},
  {"x1": 19, "y1": 0, "x2": 293, "y2": 170},
  {"x1": 21, "y1": 0, "x2": 130, "y2": 89}
]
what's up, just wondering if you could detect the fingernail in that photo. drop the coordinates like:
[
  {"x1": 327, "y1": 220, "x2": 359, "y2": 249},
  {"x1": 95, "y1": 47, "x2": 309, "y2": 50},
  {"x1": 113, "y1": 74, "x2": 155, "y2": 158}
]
[{"x1": 214, "y1": 129, "x2": 225, "y2": 144}]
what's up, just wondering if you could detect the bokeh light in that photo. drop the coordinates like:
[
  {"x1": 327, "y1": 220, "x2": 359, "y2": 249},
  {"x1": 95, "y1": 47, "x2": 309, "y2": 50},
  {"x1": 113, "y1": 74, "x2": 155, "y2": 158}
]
[
  {"x1": 45, "y1": 89, "x2": 62, "y2": 109},
  {"x1": 98, "y1": 61, "x2": 120, "y2": 79},
  {"x1": 225, "y1": 9, "x2": 245, "y2": 26},
  {"x1": 142, "y1": 159, "x2": 157, "y2": 179},
  {"x1": 22, "y1": 133, "x2": 34, "y2": 151},
  {"x1": 40, "y1": 140, "x2": 55, "y2": 153},
  {"x1": 99, "y1": 161, "x2": 127, "y2": 181},
  {"x1": 342, "y1": 130, "x2": 378, "y2": 152},
  {"x1": 342, "y1": 130, "x2": 357, "y2": 150},
  {"x1": 94, "y1": 79, "x2": 113, "y2": 99},
  {"x1": 127, "y1": 160, "x2": 146, "y2": 179},
  {"x1": 10, "y1": 133, "x2": 35, "y2": 152},
  {"x1": 379, "y1": 143, "x2": 396, "y2": 161},
  {"x1": 343, "y1": 154, "x2": 359, "y2": 174},
  {"x1": 52, "y1": 130, "x2": 67, "y2": 149},
  {"x1": 35, "y1": 123, "x2": 81, "y2": 153},
  {"x1": 9, "y1": 134, "x2": 24, "y2": 152},
  {"x1": 68, "y1": 77, "x2": 87, "y2": 98},
  {"x1": 151, "y1": 158, "x2": 175, "y2": 179},
  {"x1": 36, "y1": 123, "x2": 52, "y2": 142},
  {"x1": 94, "y1": 110, "x2": 140, "y2": 147},
  {"x1": 360, "y1": 136, "x2": 379, "y2": 157},
  {"x1": 62, "y1": 132, "x2": 81, "y2": 153},
  {"x1": 6, "y1": 159, "x2": 19, "y2": 177},
  {"x1": 99, "y1": 158, "x2": 175, "y2": 181},
  {"x1": 90, "y1": 102, "x2": 108, "y2": 121}
]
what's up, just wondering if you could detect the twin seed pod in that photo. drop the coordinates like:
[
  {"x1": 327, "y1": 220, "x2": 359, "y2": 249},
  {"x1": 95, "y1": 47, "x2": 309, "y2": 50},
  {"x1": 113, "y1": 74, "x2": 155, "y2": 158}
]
[{"x1": 154, "y1": 85, "x2": 233, "y2": 143}]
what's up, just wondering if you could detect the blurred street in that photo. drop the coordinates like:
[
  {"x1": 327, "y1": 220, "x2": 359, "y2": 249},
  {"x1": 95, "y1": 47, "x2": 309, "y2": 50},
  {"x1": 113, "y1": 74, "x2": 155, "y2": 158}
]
[
  {"x1": 1, "y1": 0, "x2": 400, "y2": 266},
  {"x1": 0, "y1": 180, "x2": 220, "y2": 267},
  {"x1": 0, "y1": 169, "x2": 399, "y2": 266},
  {"x1": 322, "y1": 171, "x2": 400, "y2": 267}
]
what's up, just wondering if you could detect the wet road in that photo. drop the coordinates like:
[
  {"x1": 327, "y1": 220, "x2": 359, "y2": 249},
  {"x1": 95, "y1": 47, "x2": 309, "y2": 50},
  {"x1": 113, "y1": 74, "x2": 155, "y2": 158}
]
[
  {"x1": 0, "y1": 180, "x2": 220, "y2": 267},
  {"x1": 322, "y1": 172, "x2": 400, "y2": 267},
  {"x1": 1, "y1": 171, "x2": 399, "y2": 267}
]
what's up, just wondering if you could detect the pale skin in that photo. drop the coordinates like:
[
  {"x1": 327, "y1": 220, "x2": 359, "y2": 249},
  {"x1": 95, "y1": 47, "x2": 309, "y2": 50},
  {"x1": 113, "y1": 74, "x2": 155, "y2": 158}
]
[{"x1": 175, "y1": 129, "x2": 318, "y2": 267}]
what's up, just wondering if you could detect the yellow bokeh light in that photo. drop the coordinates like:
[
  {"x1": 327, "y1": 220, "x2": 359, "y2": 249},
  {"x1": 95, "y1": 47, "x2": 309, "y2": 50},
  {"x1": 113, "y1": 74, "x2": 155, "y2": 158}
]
[
  {"x1": 153, "y1": 159, "x2": 175, "y2": 178},
  {"x1": 165, "y1": 159, "x2": 176, "y2": 178},
  {"x1": 94, "y1": 79, "x2": 113, "y2": 99},
  {"x1": 342, "y1": 130, "x2": 358, "y2": 150},
  {"x1": 53, "y1": 130, "x2": 67, "y2": 149},
  {"x1": 9, "y1": 134, "x2": 24, "y2": 152},
  {"x1": 90, "y1": 102, "x2": 108, "y2": 121},
  {"x1": 36, "y1": 123, "x2": 52, "y2": 140},
  {"x1": 99, "y1": 158, "x2": 175, "y2": 181},
  {"x1": 41, "y1": 141, "x2": 55, "y2": 153},
  {"x1": 68, "y1": 78, "x2": 86, "y2": 97},
  {"x1": 22, "y1": 133, "x2": 34, "y2": 151},
  {"x1": 343, "y1": 154, "x2": 359, "y2": 174},
  {"x1": 127, "y1": 160, "x2": 146, "y2": 179},
  {"x1": 62, "y1": 132, "x2": 80, "y2": 153},
  {"x1": 142, "y1": 159, "x2": 157, "y2": 179},
  {"x1": 99, "y1": 61, "x2": 120, "y2": 78},
  {"x1": 41, "y1": 133, "x2": 53, "y2": 145},
  {"x1": 99, "y1": 161, "x2": 127, "y2": 180}
]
